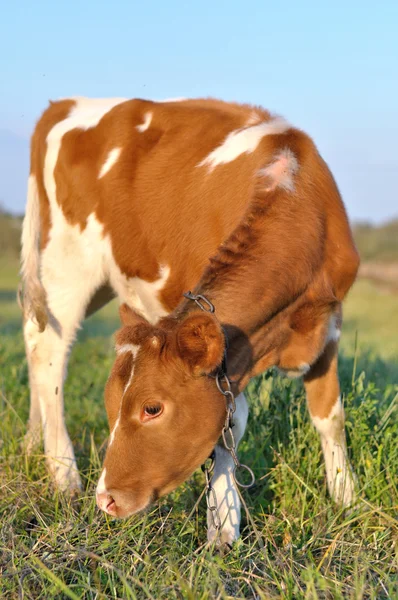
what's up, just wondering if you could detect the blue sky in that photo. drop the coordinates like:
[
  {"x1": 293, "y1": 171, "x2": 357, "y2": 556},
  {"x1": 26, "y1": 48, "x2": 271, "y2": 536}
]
[{"x1": 0, "y1": 0, "x2": 397, "y2": 222}]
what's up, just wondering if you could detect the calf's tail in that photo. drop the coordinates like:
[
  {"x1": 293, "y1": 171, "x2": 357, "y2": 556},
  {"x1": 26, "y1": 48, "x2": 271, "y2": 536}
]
[{"x1": 19, "y1": 174, "x2": 48, "y2": 332}]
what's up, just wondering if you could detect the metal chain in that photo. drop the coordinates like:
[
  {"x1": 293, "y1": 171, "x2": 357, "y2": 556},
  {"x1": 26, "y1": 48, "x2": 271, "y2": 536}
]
[
  {"x1": 201, "y1": 452, "x2": 221, "y2": 530},
  {"x1": 216, "y1": 371, "x2": 255, "y2": 489},
  {"x1": 184, "y1": 291, "x2": 256, "y2": 530},
  {"x1": 183, "y1": 291, "x2": 215, "y2": 313}
]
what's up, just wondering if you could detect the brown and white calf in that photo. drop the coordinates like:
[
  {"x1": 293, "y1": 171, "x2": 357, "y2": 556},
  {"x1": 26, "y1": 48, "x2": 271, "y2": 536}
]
[{"x1": 21, "y1": 96, "x2": 359, "y2": 545}]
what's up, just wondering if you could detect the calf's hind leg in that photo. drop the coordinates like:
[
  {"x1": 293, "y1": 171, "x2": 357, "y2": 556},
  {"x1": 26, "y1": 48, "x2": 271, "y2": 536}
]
[{"x1": 304, "y1": 340, "x2": 356, "y2": 506}]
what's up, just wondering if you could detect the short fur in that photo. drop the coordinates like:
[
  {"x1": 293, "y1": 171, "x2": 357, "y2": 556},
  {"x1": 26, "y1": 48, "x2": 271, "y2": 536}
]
[{"x1": 21, "y1": 96, "x2": 360, "y2": 542}]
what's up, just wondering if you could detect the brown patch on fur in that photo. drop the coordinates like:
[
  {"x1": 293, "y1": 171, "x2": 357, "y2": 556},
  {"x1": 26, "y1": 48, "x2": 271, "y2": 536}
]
[
  {"x1": 30, "y1": 99, "x2": 75, "y2": 248},
  {"x1": 304, "y1": 341, "x2": 340, "y2": 419},
  {"x1": 27, "y1": 96, "x2": 360, "y2": 514}
]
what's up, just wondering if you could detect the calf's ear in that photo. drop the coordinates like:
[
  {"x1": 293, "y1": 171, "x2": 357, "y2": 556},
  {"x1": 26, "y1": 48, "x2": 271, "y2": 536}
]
[
  {"x1": 176, "y1": 312, "x2": 225, "y2": 375},
  {"x1": 116, "y1": 305, "x2": 154, "y2": 350},
  {"x1": 119, "y1": 304, "x2": 148, "y2": 327}
]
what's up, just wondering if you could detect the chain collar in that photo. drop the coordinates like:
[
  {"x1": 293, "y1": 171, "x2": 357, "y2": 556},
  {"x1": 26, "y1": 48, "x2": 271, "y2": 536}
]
[{"x1": 183, "y1": 291, "x2": 255, "y2": 531}]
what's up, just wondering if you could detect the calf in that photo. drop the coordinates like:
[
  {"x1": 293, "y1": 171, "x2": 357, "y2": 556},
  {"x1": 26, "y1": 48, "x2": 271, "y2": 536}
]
[{"x1": 21, "y1": 97, "x2": 359, "y2": 544}]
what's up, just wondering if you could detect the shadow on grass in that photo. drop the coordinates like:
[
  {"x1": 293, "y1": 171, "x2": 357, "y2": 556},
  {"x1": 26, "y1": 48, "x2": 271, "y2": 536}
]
[{"x1": 239, "y1": 348, "x2": 397, "y2": 518}]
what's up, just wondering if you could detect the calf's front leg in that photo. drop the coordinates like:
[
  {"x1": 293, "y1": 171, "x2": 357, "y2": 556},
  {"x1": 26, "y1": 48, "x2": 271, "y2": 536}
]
[
  {"x1": 207, "y1": 392, "x2": 249, "y2": 546},
  {"x1": 304, "y1": 340, "x2": 357, "y2": 506}
]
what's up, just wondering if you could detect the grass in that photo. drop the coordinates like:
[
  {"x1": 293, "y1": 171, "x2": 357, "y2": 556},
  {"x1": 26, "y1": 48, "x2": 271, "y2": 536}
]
[{"x1": 0, "y1": 264, "x2": 397, "y2": 599}]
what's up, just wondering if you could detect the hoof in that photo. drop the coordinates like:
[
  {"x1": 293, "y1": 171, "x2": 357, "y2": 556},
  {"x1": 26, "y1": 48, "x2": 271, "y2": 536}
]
[
  {"x1": 331, "y1": 472, "x2": 358, "y2": 509},
  {"x1": 23, "y1": 426, "x2": 42, "y2": 455},
  {"x1": 207, "y1": 525, "x2": 239, "y2": 549}
]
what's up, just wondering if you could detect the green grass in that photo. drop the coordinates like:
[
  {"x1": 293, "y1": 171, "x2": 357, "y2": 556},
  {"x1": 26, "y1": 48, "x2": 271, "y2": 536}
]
[
  {"x1": 343, "y1": 280, "x2": 398, "y2": 362},
  {"x1": 1, "y1": 268, "x2": 397, "y2": 599}
]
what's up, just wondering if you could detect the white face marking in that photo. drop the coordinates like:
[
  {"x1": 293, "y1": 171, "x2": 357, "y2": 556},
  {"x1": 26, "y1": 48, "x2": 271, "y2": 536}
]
[
  {"x1": 259, "y1": 148, "x2": 299, "y2": 192},
  {"x1": 116, "y1": 343, "x2": 140, "y2": 355},
  {"x1": 120, "y1": 344, "x2": 139, "y2": 394},
  {"x1": 98, "y1": 147, "x2": 121, "y2": 179},
  {"x1": 123, "y1": 366, "x2": 135, "y2": 395},
  {"x1": 136, "y1": 112, "x2": 152, "y2": 132},
  {"x1": 96, "y1": 468, "x2": 107, "y2": 494},
  {"x1": 109, "y1": 417, "x2": 120, "y2": 447},
  {"x1": 109, "y1": 344, "x2": 139, "y2": 447},
  {"x1": 198, "y1": 117, "x2": 290, "y2": 171}
]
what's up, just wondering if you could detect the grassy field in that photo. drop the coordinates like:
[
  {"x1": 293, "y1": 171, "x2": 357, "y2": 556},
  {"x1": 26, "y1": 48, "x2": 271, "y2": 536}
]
[{"x1": 0, "y1": 258, "x2": 397, "y2": 599}]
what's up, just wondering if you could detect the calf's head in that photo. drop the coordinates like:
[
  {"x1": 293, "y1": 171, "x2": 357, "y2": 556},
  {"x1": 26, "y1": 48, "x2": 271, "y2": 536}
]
[{"x1": 96, "y1": 304, "x2": 227, "y2": 518}]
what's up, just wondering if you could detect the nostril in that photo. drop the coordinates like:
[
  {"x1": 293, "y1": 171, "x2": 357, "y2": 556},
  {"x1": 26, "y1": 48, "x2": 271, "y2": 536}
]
[
  {"x1": 96, "y1": 491, "x2": 117, "y2": 515},
  {"x1": 106, "y1": 496, "x2": 116, "y2": 512}
]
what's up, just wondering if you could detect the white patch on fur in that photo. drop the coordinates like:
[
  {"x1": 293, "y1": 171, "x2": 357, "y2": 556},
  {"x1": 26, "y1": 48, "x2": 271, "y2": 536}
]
[
  {"x1": 45, "y1": 97, "x2": 169, "y2": 325},
  {"x1": 198, "y1": 117, "x2": 290, "y2": 171},
  {"x1": 112, "y1": 265, "x2": 170, "y2": 324},
  {"x1": 65, "y1": 97, "x2": 127, "y2": 129},
  {"x1": 311, "y1": 397, "x2": 356, "y2": 506},
  {"x1": 35, "y1": 99, "x2": 169, "y2": 491},
  {"x1": 327, "y1": 313, "x2": 341, "y2": 343},
  {"x1": 96, "y1": 468, "x2": 107, "y2": 494},
  {"x1": 245, "y1": 110, "x2": 263, "y2": 126},
  {"x1": 116, "y1": 343, "x2": 139, "y2": 355},
  {"x1": 24, "y1": 317, "x2": 40, "y2": 353},
  {"x1": 98, "y1": 147, "x2": 121, "y2": 179},
  {"x1": 312, "y1": 398, "x2": 344, "y2": 436},
  {"x1": 259, "y1": 148, "x2": 299, "y2": 192},
  {"x1": 280, "y1": 362, "x2": 310, "y2": 379},
  {"x1": 136, "y1": 112, "x2": 152, "y2": 132},
  {"x1": 160, "y1": 97, "x2": 187, "y2": 102}
]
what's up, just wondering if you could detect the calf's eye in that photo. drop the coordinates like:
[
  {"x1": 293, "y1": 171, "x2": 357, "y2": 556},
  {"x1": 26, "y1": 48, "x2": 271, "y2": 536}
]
[{"x1": 141, "y1": 403, "x2": 163, "y2": 421}]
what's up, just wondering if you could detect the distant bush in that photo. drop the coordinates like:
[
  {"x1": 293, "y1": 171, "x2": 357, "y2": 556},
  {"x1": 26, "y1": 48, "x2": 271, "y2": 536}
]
[
  {"x1": 353, "y1": 219, "x2": 398, "y2": 262},
  {"x1": 0, "y1": 206, "x2": 22, "y2": 258},
  {"x1": 0, "y1": 206, "x2": 397, "y2": 263}
]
